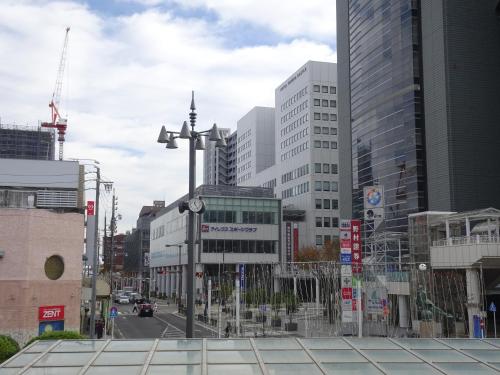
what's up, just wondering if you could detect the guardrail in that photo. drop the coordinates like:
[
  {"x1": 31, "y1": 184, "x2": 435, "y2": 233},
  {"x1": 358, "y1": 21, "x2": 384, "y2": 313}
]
[{"x1": 433, "y1": 235, "x2": 500, "y2": 247}]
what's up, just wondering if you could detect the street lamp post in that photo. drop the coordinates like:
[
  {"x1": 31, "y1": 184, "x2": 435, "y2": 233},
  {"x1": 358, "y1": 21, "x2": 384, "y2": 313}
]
[{"x1": 157, "y1": 91, "x2": 225, "y2": 338}]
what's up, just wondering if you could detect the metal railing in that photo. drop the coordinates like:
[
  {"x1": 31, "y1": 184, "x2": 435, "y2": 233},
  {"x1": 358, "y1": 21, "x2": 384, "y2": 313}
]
[{"x1": 432, "y1": 235, "x2": 500, "y2": 247}]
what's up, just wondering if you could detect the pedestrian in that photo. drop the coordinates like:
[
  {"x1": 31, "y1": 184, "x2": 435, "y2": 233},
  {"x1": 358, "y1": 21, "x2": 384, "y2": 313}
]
[
  {"x1": 154, "y1": 301, "x2": 158, "y2": 313},
  {"x1": 95, "y1": 319, "x2": 104, "y2": 339},
  {"x1": 225, "y1": 321, "x2": 231, "y2": 338},
  {"x1": 133, "y1": 301, "x2": 138, "y2": 313}
]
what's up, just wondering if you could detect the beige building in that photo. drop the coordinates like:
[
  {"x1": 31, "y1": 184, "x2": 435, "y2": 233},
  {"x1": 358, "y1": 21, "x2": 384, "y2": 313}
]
[{"x1": 0, "y1": 208, "x2": 84, "y2": 344}]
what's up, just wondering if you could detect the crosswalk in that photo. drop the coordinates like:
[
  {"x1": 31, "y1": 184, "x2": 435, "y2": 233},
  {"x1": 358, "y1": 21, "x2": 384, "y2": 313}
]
[{"x1": 160, "y1": 323, "x2": 185, "y2": 338}]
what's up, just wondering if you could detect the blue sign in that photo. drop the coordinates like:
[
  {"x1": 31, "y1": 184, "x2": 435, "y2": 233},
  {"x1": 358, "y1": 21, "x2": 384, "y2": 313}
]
[
  {"x1": 259, "y1": 304, "x2": 268, "y2": 313},
  {"x1": 110, "y1": 306, "x2": 118, "y2": 318},
  {"x1": 39, "y1": 320, "x2": 64, "y2": 335},
  {"x1": 490, "y1": 302, "x2": 497, "y2": 313},
  {"x1": 340, "y1": 253, "x2": 352, "y2": 264},
  {"x1": 239, "y1": 264, "x2": 245, "y2": 291}
]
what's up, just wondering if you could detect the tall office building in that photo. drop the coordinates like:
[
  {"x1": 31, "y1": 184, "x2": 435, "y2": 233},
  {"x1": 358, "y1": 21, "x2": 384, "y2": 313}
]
[
  {"x1": 0, "y1": 124, "x2": 55, "y2": 160},
  {"x1": 203, "y1": 128, "x2": 236, "y2": 185},
  {"x1": 338, "y1": 0, "x2": 500, "y2": 232},
  {"x1": 236, "y1": 107, "x2": 275, "y2": 185}
]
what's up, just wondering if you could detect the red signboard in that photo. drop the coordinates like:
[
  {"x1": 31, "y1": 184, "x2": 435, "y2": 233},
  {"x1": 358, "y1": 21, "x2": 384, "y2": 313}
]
[
  {"x1": 351, "y1": 219, "x2": 362, "y2": 273},
  {"x1": 87, "y1": 201, "x2": 95, "y2": 216},
  {"x1": 39, "y1": 305, "x2": 65, "y2": 321},
  {"x1": 293, "y1": 224, "x2": 299, "y2": 261},
  {"x1": 285, "y1": 222, "x2": 292, "y2": 263},
  {"x1": 341, "y1": 287, "x2": 352, "y2": 300}
]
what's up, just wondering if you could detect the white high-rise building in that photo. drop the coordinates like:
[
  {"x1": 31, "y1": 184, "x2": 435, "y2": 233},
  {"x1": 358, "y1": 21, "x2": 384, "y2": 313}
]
[
  {"x1": 236, "y1": 107, "x2": 275, "y2": 185},
  {"x1": 242, "y1": 61, "x2": 339, "y2": 255},
  {"x1": 203, "y1": 128, "x2": 235, "y2": 186}
]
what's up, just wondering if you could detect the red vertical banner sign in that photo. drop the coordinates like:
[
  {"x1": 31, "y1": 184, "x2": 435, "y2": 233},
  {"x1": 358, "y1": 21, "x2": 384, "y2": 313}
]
[
  {"x1": 87, "y1": 201, "x2": 95, "y2": 216},
  {"x1": 351, "y1": 219, "x2": 362, "y2": 274},
  {"x1": 293, "y1": 223, "x2": 299, "y2": 261},
  {"x1": 285, "y1": 222, "x2": 292, "y2": 263}
]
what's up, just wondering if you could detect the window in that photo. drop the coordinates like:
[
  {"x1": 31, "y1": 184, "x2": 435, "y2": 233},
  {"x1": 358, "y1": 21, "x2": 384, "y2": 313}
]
[
  {"x1": 315, "y1": 163, "x2": 322, "y2": 173},
  {"x1": 323, "y1": 163, "x2": 330, "y2": 173},
  {"x1": 315, "y1": 181, "x2": 322, "y2": 191},
  {"x1": 330, "y1": 128, "x2": 337, "y2": 135},
  {"x1": 332, "y1": 199, "x2": 338, "y2": 209},
  {"x1": 330, "y1": 100, "x2": 337, "y2": 108},
  {"x1": 324, "y1": 217, "x2": 331, "y2": 228},
  {"x1": 322, "y1": 141, "x2": 329, "y2": 148},
  {"x1": 331, "y1": 141, "x2": 338, "y2": 149},
  {"x1": 323, "y1": 181, "x2": 330, "y2": 191},
  {"x1": 330, "y1": 86, "x2": 336, "y2": 94},
  {"x1": 323, "y1": 199, "x2": 330, "y2": 209},
  {"x1": 314, "y1": 99, "x2": 320, "y2": 106},
  {"x1": 314, "y1": 126, "x2": 321, "y2": 134},
  {"x1": 315, "y1": 199, "x2": 322, "y2": 209},
  {"x1": 322, "y1": 127, "x2": 329, "y2": 134},
  {"x1": 330, "y1": 114, "x2": 337, "y2": 121},
  {"x1": 324, "y1": 235, "x2": 331, "y2": 244},
  {"x1": 322, "y1": 113, "x2": 329, "y2": 121},
  {"x1": 331, "y1": 164, "x2": 338, "y2": 174},
  {"x1": 322, "y1": 99, "x2": 328, "y2": 107},
  {"x1": 322, "y1": 85, "x2": 329, "y2": 93},
  {"x1": 332, "y1": 217, "x2": 339, "y2": 227},
  {"x1": 313, "y1": 85, "x2": 320, "y2": 92},
  {"x1": 316, "y1": 217, "x2": 322, "y2": 227},
  {"x1": 314, "y1": 140, "x2": 321, "y2": 148},
  {"x1": 331, "y1": 182, "x2": 338, "y2": 192},
  {"x1": 316, "y1": 235, "x2": 323, "y2": 245},
  {"x1": 314, "y1": 113, "x2": 321, "y2": 120}
]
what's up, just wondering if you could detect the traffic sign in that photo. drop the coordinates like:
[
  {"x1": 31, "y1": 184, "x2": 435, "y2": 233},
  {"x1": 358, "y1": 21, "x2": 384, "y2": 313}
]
[
  {"x1": 110, "y1": 306, "x2": 118, "y2": 319},
  {"x1": 490, "y1": 302, "x2": 497, "y2": 313}
]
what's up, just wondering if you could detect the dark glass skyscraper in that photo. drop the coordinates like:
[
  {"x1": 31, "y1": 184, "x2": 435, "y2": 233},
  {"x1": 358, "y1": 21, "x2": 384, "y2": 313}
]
[{"x1": 338, "y1": 0, "x2": 500, "y2": 234}]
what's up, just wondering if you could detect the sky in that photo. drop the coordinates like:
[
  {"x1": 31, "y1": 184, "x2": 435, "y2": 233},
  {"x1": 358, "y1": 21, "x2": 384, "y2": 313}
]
[{"x1": 0, "y1": 0, "x2": 337, "y2": 233}]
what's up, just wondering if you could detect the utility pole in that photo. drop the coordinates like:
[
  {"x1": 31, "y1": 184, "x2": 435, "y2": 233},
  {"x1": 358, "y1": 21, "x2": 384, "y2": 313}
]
[
  {"x1": 89, "y1": 166, "x2": 100, "y2": 339},
  {"x1": 110, "y1": 191, "x2": 117, "y2": 301}
]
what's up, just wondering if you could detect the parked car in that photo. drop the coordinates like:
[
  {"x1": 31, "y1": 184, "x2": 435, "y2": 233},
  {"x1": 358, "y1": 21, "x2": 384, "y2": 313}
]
[
  {"x1": 113, "y1": 290, "x2": 124, "y2": 303},
  {"x1": 118, "y1": 295, "x2": 130, "y2": 304},
  {"x1": 129, "y1": 293, "x2": 142, "y2": 303},
  {"x1": 138, "y1": 301, "x2": 153, "y2": 317}
]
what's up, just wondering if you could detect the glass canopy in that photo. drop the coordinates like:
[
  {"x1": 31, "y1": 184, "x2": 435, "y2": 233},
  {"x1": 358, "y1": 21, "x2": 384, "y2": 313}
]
[{"x1": 2, "y1": 337, "x2": 500, "y2": 375}]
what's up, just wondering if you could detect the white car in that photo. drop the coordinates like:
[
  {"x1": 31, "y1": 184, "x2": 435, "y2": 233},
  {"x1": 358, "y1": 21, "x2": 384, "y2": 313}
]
[{"x1": 118, "y1": 295, "x2": 130, "y2": 304}]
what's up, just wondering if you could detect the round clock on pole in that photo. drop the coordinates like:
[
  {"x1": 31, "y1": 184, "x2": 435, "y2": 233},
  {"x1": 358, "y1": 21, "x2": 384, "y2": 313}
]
[{"x1": 188, "y1": 198, "x2": 205, "y2": 214}]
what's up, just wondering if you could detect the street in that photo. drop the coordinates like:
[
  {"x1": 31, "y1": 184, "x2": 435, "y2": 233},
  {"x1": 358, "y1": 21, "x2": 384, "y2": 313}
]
[{"x1": 113, "y1": 302, "x2": 216, "y2": 339}]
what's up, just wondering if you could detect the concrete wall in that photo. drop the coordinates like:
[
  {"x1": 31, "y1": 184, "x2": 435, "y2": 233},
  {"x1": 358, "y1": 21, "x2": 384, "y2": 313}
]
[{"x1": 0, "y1": 209, "x2": 84, "y2": 345}]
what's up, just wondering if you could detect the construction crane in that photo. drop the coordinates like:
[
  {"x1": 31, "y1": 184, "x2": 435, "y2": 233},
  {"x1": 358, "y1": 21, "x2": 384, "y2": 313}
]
[{"x1": 41, "y1": 27, "x2": 70, "y2": 161}]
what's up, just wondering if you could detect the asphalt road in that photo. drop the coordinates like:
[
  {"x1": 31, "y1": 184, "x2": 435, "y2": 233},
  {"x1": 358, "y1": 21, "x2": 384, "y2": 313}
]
[{"x1": 114, "y1": 305, "x2": 216, "y2": 339}]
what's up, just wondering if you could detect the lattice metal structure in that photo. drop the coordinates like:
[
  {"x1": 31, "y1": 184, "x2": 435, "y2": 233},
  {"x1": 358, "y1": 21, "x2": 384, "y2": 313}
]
[{"x1": 0, "y1": 123, "x2": 55, "y2": 160}]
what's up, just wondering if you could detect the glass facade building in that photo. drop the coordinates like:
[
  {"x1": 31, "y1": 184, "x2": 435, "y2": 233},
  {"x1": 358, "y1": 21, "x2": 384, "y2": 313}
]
[{"x1": 348, "y1": 0, "x2": 426, "y2": 232}]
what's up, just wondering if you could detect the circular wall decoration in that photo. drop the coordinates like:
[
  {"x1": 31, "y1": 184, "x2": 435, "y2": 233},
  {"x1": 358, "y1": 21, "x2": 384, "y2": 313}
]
[{"x1": 44, "y1": 255, "x2": 65, "y2": 280}]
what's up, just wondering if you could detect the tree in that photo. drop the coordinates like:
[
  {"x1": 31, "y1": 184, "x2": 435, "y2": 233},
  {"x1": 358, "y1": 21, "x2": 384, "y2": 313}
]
[
  {"x1": 295, "y1": 238, "x2": 340, "y2": 263},
  {"x1": 295, "y1": 246, "x2": 321, "y2": 262}
]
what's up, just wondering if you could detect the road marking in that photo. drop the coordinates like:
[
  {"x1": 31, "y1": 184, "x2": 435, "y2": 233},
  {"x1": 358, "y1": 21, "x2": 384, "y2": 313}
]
[{"x1": 154, "y1": 315, "x2": 185, "y2": 338}]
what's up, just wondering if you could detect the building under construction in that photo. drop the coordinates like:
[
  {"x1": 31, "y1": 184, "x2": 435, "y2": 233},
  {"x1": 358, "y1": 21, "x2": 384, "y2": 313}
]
[{"x1": 0, "y1": 123, "x2": 55, "y2": 160}]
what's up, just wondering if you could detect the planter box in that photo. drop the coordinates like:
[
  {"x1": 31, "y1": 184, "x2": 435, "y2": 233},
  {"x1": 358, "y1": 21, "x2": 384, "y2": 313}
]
[
  {"x1": 256, "y1": 315, "x2": 267, "y2": 323},
  {"x1": 244, "y1": 311, "x2": 253, "y2": 319},
  {"x1": 271, "y1": 318, "x2": 282, "y2": 328},
  {"x1": 285, "y1": 322, "x2": 298, "y2": 331}
]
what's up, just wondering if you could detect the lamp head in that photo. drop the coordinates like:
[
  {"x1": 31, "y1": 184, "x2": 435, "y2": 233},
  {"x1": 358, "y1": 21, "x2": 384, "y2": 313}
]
[
  {"x1": 208, "y1": 123, "x2": 222, "y2": 141},
  {"x1": 195, "y1": 136, "x2": 206, "y2": 150},
  {"x1": 166, "y1": 133, "x2": 178, "y2": 149},
  {"x1": 157, "y1": 125, "x2": 169, "y2": 143},
  {"x1": 179, "y1": 121, "x2": 191, "y2": 139}
]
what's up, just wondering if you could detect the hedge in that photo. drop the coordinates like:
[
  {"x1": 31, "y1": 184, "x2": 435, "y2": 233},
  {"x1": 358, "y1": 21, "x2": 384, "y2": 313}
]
[
  {"x1": 0, "y1": 335, "x2": 20, "y2": 363},
  {"x1": 24, "y1": 331, "x2": 84, "y2": 347}
]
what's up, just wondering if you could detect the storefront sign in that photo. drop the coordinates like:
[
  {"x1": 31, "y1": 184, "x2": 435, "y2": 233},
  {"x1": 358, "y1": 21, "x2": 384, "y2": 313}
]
[
  {"x1": 39, "y1": 305, "x2": 65, "y2": 321},
  {"x1": 286, "y1": 222, "x2": 292, "y2": 263},
  {"x1": 87, "y1": 201, "x2": 95, "y2": 216},
  {"x1": 293, "y1": 223, "x2": 299, "y2": 261},
  {"x1": 201, "y1": 225, "x2": 257, "y2": 233}
]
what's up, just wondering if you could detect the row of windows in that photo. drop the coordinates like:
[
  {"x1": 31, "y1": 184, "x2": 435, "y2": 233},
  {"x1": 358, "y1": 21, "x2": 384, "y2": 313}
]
[
  {"x1": 237, "y1": 172, "x2": 251, "y2": 184},
  {"x1": 281, "y1": 141, "x2": 309, "y2": 161},
  {"x1": 280, "y1": 100, "x2": 309, "y2": 124},
  {"x1": 280, "y1": 127, "x2": 308, "y2": 149},
  {"x1": 203, "y1": 210, "x2": 277, "y2": 224},
  {"x1": 261, "y1": 179, "x2": 276, "y2": 189},
  {"x1": 202, "y1": 239, "x2": 277, "y2": 254},
  {"x1": 313, "y1": 113, "x2": 337, "y2": 122},
  {"x1": 237, "y1": 129, "x2": 251, "y2": 143},
  {"x1": 237, "y1": 139, "x2": 251, "y2": 154},
  {"x1": 314, "y1": 181, "x2": 339, "y2": 192},
  {"x1": 237, "y1": 150, "x2": 251, "y2": 163},
  {"x1": 314, "y1": 126, "x2": 337, "y2": 135},
  {"x1": 313, "y1": 98, "x2": 337, "y2": 108},
  {"x1": 316, "y1": 235, "x2": 337, "y2": 246},
  {"x1": 316, "y1": 216, "x2": 340, "y2": 228},
  {"x1": 313, "y1": 85, "x2": 336, "y2": 94},
  {"x1": 282, "y1": 164, "x2": 309, "y2": 184},
  {"x1": 314, "y1": 163, "x2": 338, "y2": 174},
  {"x1": 315, "y1": 199, "x2": 339, "y2": 210},
  {"x1": 314, "y1": 140, "x2": 337, "y2": 149},
  {"x1": 151, "y1": 225, "x2": 165, "y2": 240},
  {"x1": 280, "y1": 86, "x2": 308, "y2": 111},
  {"x1": 237, "y1": 161, "x2": 251, "y2": 174},
  {"x1": 281, "y1": 181, "x2": 310, "y2": 199},
  {"x1": 280, "y1": 113, "x2": 309, "y2": 137}
]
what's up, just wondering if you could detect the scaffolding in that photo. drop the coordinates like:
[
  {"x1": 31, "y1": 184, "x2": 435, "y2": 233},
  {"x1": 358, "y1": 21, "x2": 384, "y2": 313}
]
[{"x1": 0, "y1": 123, "x2": 55, "y2": 160}]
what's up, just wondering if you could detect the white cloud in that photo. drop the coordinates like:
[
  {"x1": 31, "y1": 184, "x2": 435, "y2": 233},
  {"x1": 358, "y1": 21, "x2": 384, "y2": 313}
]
[{"x1": 0, "y1": 1, "x2": 336, "y2": 232}]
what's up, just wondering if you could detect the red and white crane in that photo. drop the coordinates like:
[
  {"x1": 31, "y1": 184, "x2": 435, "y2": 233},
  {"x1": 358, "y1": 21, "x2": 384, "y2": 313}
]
[{"x1": 41, "y1": 27, "x2": 70, "y2": 161}]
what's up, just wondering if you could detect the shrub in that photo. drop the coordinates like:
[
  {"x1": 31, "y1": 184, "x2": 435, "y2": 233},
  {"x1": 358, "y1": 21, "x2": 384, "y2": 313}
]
[
  {"x1": 0, "y1": 335, "x2": 20, "y2": 363},
  {"x1": 24, "y1": 331, "x2": 84, "y2": 347}
]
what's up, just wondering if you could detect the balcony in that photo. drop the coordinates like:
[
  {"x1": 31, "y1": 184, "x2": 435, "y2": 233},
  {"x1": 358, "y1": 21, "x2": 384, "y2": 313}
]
[{"x1": 431, "y1": 235, "x2": 500, "y2": 268}]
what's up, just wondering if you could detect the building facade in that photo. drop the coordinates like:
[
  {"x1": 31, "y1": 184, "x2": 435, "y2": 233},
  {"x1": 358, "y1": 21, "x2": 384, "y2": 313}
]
[
  {"x1": 203, "y1": 128, "x2": 236, "y2": 186},
  {"x1": 337, "y1": 0, "x2": 500, "y2": 234},
  {"x1": 149, "y1": 185, "x2": 281, "y2": 300},
  {"x1": 0, "y1": 124, "x2": 55, "y2": 160}
]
